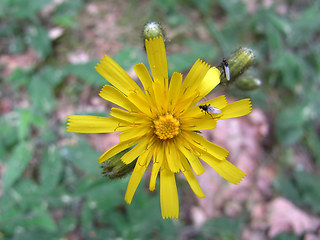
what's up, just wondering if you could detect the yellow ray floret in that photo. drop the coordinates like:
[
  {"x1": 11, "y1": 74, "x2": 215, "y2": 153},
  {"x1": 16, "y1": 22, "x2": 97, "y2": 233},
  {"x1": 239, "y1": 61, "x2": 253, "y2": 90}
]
[
  {"x1": 145, "y1": 37, "x2": 168, "y2": 88},
  {"x1": 96, "y1": 55, "x2": 145, "y2": 97},
  {"x1": 149, "y1": 143, "x2": 165, "y2": 191},
  {"x1": 183, "y1": 95, "x2": 228, "y2": 118},
  {"x1": 133, "y1": 63, "x2": 155, "y2": 100},
  {"x1": 220, "y1": 98, "x2": 252, "y2": 119},
  {"x1": 99, "y1": 85, "x2": 138, "y2": 112},
  {"x1": 110, "y1": 108, "x2": 145, "y2": 124},
  {"x1": 67, "y1": 115, "x2": 131, "y2": 133},
  {"x1": 180, "y1": 59, "x2": 210, "y2": 98},
  {"x1": 202, "y1": 157, "x2": 247, "y2": 184},
  {"x1": 160, "y1": 165, "x2": 179, "y2": 219},
  {"x1": 175, "y1": 137, "x2": 205, "y2": 176},
  {"x1": 192, "y1": 67, "x2": 221, "y2": 105},
  {"x1": 180, "y1": 156, "x2": 205, "y2": 198},
  {"x1": 97, "y1": 138, "x2": 140, "y2": 164},
  {"x1": 125, "y1": 150, "x2": 153, "y2": 204},
  {"x1": 121, "y1": 136, "x2": 152, "y2": 164}
]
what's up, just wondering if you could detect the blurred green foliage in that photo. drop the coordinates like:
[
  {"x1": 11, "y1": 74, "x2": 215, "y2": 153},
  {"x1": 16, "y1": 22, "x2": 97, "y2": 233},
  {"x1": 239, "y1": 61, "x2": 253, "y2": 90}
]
[{"x1": 1, "y1": 0, "x2": 320, "y2": 239}]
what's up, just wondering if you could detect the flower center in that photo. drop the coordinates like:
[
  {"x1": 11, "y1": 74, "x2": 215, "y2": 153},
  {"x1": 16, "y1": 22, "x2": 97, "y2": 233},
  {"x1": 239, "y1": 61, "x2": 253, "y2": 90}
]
[{"x1": 153, "y1": 114, "x2": 180, "y2": 140}]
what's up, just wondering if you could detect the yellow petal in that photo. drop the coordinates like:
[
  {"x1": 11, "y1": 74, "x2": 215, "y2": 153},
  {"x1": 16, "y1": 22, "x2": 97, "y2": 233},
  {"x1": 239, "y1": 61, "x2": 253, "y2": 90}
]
[
  {"x1": 168, "y1": 72, "x2": 183, "y2": 111},
  {"x1": 180, "y1": 59, "x2": 210, "y2": 99},
  {"x1": 175, "y1": 137, "x2": 205, "y2": 175},
  {"x1": 174, "y1": 91, "x2": 199, "y2": 116},
  {"x1": 110, "y1": 108, "x2": 145, "y2": 124},
  {"x1": 138, "y1": 146, "x2": 154, "y2": 167},
  {"x1": 152, "y1": 80, "x2": 168, "y2": 115},
  {"x1": 181, "y1": 117, "x2": 217, "y2": 131},
  {"x1": 183, "y1": 95, "x2": 227, "y2": 118},
  {"x1": 149, "y1": 142, "x2": 164, "y2": 191},
  {"x1": 220, "y1": 98, "x2": 252, "y2": 119},
  {"x1": 124, "y1": 152, "x2": 152, "y2": 204},
  {"x1": 121, "y1": 136, "x2": 151, "y2": 164},
  {"x1": 201, "y1": 157, "x2": 246, "y2": 184},
  {"x1": 180, "y1": 156, "x2": 205, "y2": 198},
  {"x1": 160, "y1": 167, "x2": 179, "y2": 219},
  {"x1": 127, "y1": 91, "x2": 153, "y2": 117},
  {"x1": 99, "y1": 85, "x2": 138, "y2": 111},
  {"x1": 165, "y1": 142, "x2": 181, "y2": 173},
  {"x1": 119, "y1": 124, "x2": 151, "y2": 142},
  {"x1": 67, "y1": 115, "x2": 130, "y2": 133},
  {"x1": 96, "y1": 55, "x2": 144, "y2": 96},
  {"x1": 191, "y1": 67, "x2": 220, "y2": 104},
  {"x1": 145, "y1": 37, "x2": 168, "y2": 88},
  {"x1": 98, "y1": 138, "x2": 140, "y2": 164},
  {"x1": 133, "y1": 63, "x2": 155, "y2": 100},
  {"x1": 182, "y1": 132, "x2": 228, "y2": 160}
]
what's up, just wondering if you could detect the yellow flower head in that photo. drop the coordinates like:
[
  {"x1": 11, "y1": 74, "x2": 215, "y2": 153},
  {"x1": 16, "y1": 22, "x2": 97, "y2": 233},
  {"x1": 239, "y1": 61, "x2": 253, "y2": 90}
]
[{"x1": 67, "y1": 37, "x2": 252, "y2": 219}]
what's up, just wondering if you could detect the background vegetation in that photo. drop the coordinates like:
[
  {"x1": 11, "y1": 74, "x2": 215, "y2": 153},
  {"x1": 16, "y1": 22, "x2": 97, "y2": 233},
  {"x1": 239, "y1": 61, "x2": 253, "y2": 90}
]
[{"x1": 0, "y1": 0, "x2": 319, "y2": 239}]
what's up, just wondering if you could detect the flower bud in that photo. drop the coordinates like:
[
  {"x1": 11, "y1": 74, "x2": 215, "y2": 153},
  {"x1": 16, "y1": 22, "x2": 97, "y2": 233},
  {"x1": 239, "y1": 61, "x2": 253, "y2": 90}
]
[
  {"x1": 236, "y1": 75, "x2": 262, "y2": 91},
  {"x1": 143, "y1": 21, "x2": 165, "y2": 41},
  {"x1": 220, "y1": 47, "x2": 255, "y2": 84},
  {"x1": 101, "y1": 148, "x2": 136, "y2": 179}
]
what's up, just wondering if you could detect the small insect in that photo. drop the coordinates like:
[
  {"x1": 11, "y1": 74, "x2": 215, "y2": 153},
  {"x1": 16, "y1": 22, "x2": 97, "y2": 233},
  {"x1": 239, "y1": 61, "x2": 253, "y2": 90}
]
[
  {"x1": 221, "y1": 58, "x2": 230, "y2": 81},
  {"x1": 199, "y1": 104, "x2": 221, "y2": 117}
]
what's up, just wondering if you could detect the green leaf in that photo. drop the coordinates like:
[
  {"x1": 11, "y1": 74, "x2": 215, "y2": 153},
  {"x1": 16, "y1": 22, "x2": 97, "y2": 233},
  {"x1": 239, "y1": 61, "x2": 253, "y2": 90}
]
[
  {"x1": 36, "y1": 66, "x2": 66, "y2": 87},
  {"x1": 2, "y1": 142, "x2": 33, "y2": 191},
  {"x1": 78, "y1": 178, "x2": 126, "y2": 213},
  {"x1": 57, "y1": 215, "x2": 77, "y2": 234},
  {"x1": 13, "y1": 179, "x2": 42, "y2": 210},
  {"x1": 269, "y1": 51, "x2": 302, "y2": 90},
  {"x1": 18, "y1": 207, "x2": 57, "y2": 232},
  {"x1": 8, "y1": 36, "x2": 26, "y2": 54},
  {"x1": 271, "y1": 233, "x2": 300, "y2": 240},
  {"x1": 27, "y1": 26, "x2": 52, "y2": 59},
  {"x1": 295, "y1": 171, "x2": 320, "y2": 213},
  {"x1": 113, "y1": 46, "x2": 144, "y2": 71},
  {"x1": 305, "y1": 126, "x2": 320, "y2": 165},
  {"x1": 273, "y1": 175, "x2": 301, "y2": 203},
  {"x1": 65, "y1": 60, "x2": 106, "y2": 86},
  {"x1": 275, "y1": 105, "x2": 306, "y2": 145},
  {"x1": 12, "y1": 230, "x2": 58, "y2": 240},
  {"x1": 0, "y1": 0, "x2": 50, "y2": 19},
  {"x1": 40, "y1": 146, "x2": 63, "y2": 194},
  {"x1": 289, "y1": 6, "x2": 320, "y2": 47},
  {"x1": 52, "y1": 0, "x2": 84, "y2": 27},
  {"x1": 167, "y1": 53, "x2": 197, "y2": 75},
  {"x1": 38, "y1": 128, "x2": 59, "y2": 144},
  {"x1": 17, "y1": 108, "x2": 33, "y2": 141},
  {"x1": 0, "y1": 115, "x2": 19, "y2": 148},
  {"x1": 8, "y1": 68, "x2": 32, "y2": 89},
  {"x1": 62, "y1": 138, "x2": 100, "y2": 174},
  {"x1": 201, "y1": 217, "x2": 244, "y2": 239},
  {"x1": 28, "y1": 73, "x2": 56, "y2": 114}
]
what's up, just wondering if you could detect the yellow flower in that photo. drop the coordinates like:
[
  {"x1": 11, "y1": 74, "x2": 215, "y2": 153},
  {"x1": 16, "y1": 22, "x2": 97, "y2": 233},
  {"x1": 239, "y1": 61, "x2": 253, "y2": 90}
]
[{"x1": 67, "y1": 37, "x2": 252, "y2": 219}]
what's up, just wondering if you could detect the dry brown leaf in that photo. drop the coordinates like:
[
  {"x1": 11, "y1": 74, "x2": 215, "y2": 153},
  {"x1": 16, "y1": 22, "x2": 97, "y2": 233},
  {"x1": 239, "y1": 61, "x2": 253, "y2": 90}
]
[{"x1": 267, "y1": 197, "x2": 320, "y2": 238}]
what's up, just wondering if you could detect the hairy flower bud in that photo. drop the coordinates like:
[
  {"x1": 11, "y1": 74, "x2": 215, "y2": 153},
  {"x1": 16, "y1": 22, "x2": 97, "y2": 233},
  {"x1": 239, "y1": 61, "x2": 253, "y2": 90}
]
[
  {"x1": 101, "y1": 148, "x2": 136, "y2": 179},
  {"x1": 143, "y1": 21, "x2": 165, "y2": 41},
  {"x1": 236, "y1": 75, "x2": 262, "y2": 91},
  {"x1": 220, "y1": 47, "x2": 255, "y2": 84}
]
